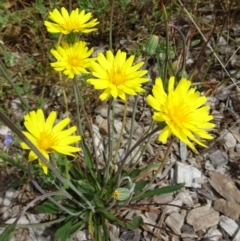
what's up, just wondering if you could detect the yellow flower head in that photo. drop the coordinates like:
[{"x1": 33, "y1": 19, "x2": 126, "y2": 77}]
[
  {"x1": 87, "y1": 50, "x2": 149, "y2": 101},
  {"x1": 146, "y1": 77, "x2": 215, "y2": 152},
  {"x1": 50, "y1": 41, "x2": 94, "y2": 79},
  {"x1": 112, "y1": 190, "x2": 120, "y2": 200},
  {"x1": 44, "y1": 7, "x2": 99, "y2": 34},
  {"x1": 21, "y1": 109, "x2": 81, "y2": 174}
]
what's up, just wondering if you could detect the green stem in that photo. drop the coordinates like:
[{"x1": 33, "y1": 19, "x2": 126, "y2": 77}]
[
  {"x1": 116, "y1": 126, "x2": 161, "y2": 187},
  {"x1": 126, "y1": 120, "x2": 155, "y2": 170},
  {"x1": 112, "y1": 98, "x2": 128, "y2": 164},
  {"x1": 126, "y1": 96, "x2": 138, "y2": 153},
  {"x1": 109, "y1": 0, "x2": 114, "y2": 50},
  {"x1": 103, "y1": 98, "x2": 114, "y2": 186},
  {"x1": 132, "y1": 138, "x2": 174, "y2": 201},
  {"x1": 160, "y1": 0, "x2": 169, "y2": 83},
  {"x1": 73, "y1": 78, "x2": 98, "y2": 162}
]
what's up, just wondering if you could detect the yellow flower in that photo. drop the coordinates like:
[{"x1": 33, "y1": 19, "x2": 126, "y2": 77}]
[
  {"x1": 21, "y1": 109, "x2": 81, "y2": 174},
  {"x1": 87, "y1": 50, "x2": 149, "y2": 101},
  {"x1": 44, "y1": 7, "x2": 99, "y2": 34},
  {"x1": 112, "y1": 190, "x2": 120, "y2": 200},
  {"x1": 50, "y1": 41, "x2": 94, "y2": 79},
  {"x1": 146, "y1": 77, "x2": 215, "y2": 152}
]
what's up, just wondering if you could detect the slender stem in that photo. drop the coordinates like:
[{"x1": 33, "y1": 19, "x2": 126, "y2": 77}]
[
  {"x1": 116, "y1": 126, "x2": 161, "y2": 187},
  {"x1": 160, "y1": 0, "x2": 169, "y2": 82},
  {"x1": 109, "y1": 0, "x2": 114, "y2": 50},
  {"x1": 60, "y1": 74, "x2": 70, "y2": 118},
  {"x1": 69, "y1": 0, "x2": 72, "y2": 12},
  {"x1": 107, "y1": 98, "x2": 114, "y2": 164},
  {"x1": 126, "y1": 120, "x2": 155, "y2": 170},
  {"x1": 73, "y1": 78, "x2": 98, "y2": 161},
  {"x1": 112, "y1": 98, "x2": 128, "y2": 164},
  {"x1": 73, "y1": 79, "x2": 84, "y2": 137},
  {"x1": 126, "y1": 96, "x2": 138, "y2": 153},
  {"x1": 132, "y1": 138, "x2": 174, "y2": 201},
  {"x1": 104, "y1": 98, "x2": 114, "y2": 185},
  {"x1": 168, "y1": 24, "x2": 186, "y2": 72}
]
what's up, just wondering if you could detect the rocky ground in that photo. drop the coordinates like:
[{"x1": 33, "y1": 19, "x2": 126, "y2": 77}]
[{"x1": 1, "y1": 0, "x2": 240, "y2": 240}]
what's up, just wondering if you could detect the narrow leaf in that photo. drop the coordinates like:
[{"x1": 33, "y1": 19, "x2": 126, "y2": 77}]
[
  {"x1": 0, "y1": 224, "x2": 16, "y2": 241},
  {"x1": 34, "y1": 200, "x2": 63, "y2": 214},
  {"x1": 126, "y1": 216, "x2": 143, "y2": 230},
  {"x1": 134, "y1": 183, "x2": 185, "y2": 200}
]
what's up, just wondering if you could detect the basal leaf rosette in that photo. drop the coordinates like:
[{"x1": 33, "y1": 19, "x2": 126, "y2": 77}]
[
  {"x1": 44, "y1": 7, "x2": 99, "y2": 34},
  {"x1": 87, "y1": 50, "x2": 149, "y2": 101},
  {"x1": 20, "y1": 109, "x2": 81, "y2": 174},
  {"x1": 146, "y1": 77, "x2": 215, "y2": 152},
  {"x1": 50, "y1": 41, "x2": 94, "y2": 79}
]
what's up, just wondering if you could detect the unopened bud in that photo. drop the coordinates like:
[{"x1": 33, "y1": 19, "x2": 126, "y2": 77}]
[
  {"x1": 112, "y1": 188, "x2": 130, "y2": 200},
  {"x1": 146, "y1": 35, "x2": 159, "y2": 55}
]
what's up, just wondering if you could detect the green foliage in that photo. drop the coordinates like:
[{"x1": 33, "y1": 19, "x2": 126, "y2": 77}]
[
  {"x1": 0, "y1": 224, "x2": 16, "y2": 241},
  {"x1": 134, "y1": 183, "x2": 185, "y2": 200},
  {"x1": 0, "y1": 1, "x2": 211, "y2": 240}
]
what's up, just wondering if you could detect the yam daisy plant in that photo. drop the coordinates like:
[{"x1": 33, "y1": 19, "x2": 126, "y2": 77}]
[
  {"x1": 87, "y1": 50, "x2": 149, "y2": 101},
  {"x1": 20, "y1": 109, "x2": 81, "y2": 174},
  {"x1": 44, "y1": 7, "x2": 99, "y2": 34},
  {"x1": 0, "y1": 4, "x2": 216, "y2": 241},
  {"x1": 146, "y1": 77, "x2": 215, "y2": 152},
  {"x1": 50, "y1": 41, "x2": 94, "y2": 79}
]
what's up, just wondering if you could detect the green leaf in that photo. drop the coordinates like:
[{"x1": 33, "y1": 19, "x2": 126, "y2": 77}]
[
  {"x1": 78, "y1": 179, "x2": 96, "y2": 193},
  {"x1": 191, "y1": 39, "x2": 201, "y2": 47},
  {"x1": 126, "y1": 216, "x2": 143, "y2": 230},
  {"x1": 101, "y1": 215, "x2": 109, "y2": 241},
  {"x1": 134, "y1": 180, "x2": 148, "y2": 192},
  {"x1": 82, "y1": 141, "x2": 96, "y2": 179},
  {"x1": 129, "y1": 168, "x2": 141, "y2": 178},
  {"x1": 134, "y1": 183, "x2": 185, "y2": 200},
  {"x1": 70, "y1": 163, "x2": 86, "y2": 180},
  {"x1": 102, "y1": 211, "x2": 125, "y2": 227},
  {"x1": 0, "y1": 224, "x2": 16, "y2": 241},
  {"x1": 34, "y1": 200, "x2": 63, "y2": 214},
  {"x1": 55, "y1": 221, "x2": 72, "y2": 241},
  {"x1": 88, "y1": 211, "x2": 94, "y2": 237},
  {"x1": 55, "y1": 216, "x2": 78, "y2": 241}
]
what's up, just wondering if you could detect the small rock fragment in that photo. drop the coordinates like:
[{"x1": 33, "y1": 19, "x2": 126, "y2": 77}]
[
  {"x1": 219, "y1": 215, "x2": 239, "y2": 237},
  {"x1": 187, "y1": 206, "x2": 219, "y2": 231},
  {"x1": 204, "y1": 226, "x2": 222, "y2": 241},
  {"x1": 233, "y1": 228, "x2": 240, "y2": 241},
  {"x1": 213, "y1": 199, "x2": 240, "y2": 220},
  {"x1": 208, "y1": 150, "x2": 228, "y2": 169},
  {"x1": 208, "y1": 171, "x2": 240, "y2": 204},
  {"x1": 165, "y1": 211, "x2": 184, "y2": 235},
  {"x1": 223, "y1": 132, "x2": 237, "y2": 149},
  {"x1": 175, "y1": 162, "x2": 202, "y2": 188},
  {"x1": 3, "y1": 189, "x2": 19, "y2": 206}
]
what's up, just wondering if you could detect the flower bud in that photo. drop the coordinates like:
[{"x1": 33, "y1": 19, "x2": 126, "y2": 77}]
[
  {"x1": 146, "y1": 35, "x2": 159, "y2": 55},
  {"x1": 112, "y1": 188, "x2": 130, "y2": 200}
]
